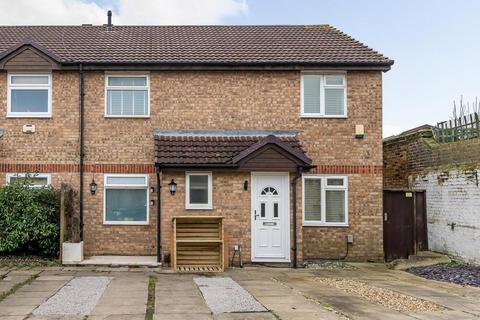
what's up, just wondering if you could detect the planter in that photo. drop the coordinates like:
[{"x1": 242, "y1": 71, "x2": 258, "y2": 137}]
[{"x1": 62, "y1": 241, "x2": 84, "y2": 264}]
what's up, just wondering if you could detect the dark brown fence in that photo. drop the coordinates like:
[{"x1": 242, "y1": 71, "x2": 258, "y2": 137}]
[{"x1": 434, "y1": 112, "x2": 480, "y2": 143}]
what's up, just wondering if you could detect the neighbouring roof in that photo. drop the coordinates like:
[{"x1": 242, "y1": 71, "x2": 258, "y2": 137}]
[
  {"x1": 0, "y1": 25, "x2": 393, "y2": 69},
  {"x1": 154, "y1": 130, "x2": 312, "y2": 167}
]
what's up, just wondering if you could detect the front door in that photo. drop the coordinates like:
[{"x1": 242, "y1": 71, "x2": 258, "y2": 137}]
[{"x1": 251, "y1": 173, "x2": 290, "y2": 262}]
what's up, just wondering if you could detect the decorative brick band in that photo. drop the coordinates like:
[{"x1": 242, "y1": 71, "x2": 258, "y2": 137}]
[
  {"x1": 0, "y1": 163, "x2": 382, "y2": 174},
  {"x1": 0, "y1": 163, "x2": 155, "y2": 173},
  {"x1": 311, "y1": 165, "x2": 383, "y2": 175}
]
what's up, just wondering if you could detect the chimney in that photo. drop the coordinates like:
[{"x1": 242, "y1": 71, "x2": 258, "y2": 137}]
[{"x1": 107, "y1": 10, "x2": 113, "y2": 32}]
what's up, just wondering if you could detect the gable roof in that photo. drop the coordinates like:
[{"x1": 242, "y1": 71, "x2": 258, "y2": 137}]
[
  {"x1": 154, "y1": 130, "x2": 312, "y2": 168},
  {"x1": 0, "y1": 25, "x2": 393, "y2": 70}
]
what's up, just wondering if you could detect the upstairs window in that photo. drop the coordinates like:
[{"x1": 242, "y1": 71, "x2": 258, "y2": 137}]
[
  {"x1": 105, "y1": 75, "x2": 149, "y2": 117},
  {"x1": 7, "y1": 74, "x2": 52, "y2": 117},
  {"x1": 301, "y1": 74, "x2": 346, "y2": 117},
  {"x1": 302, "y1": 175, "x2": 348, "y2": 226}
]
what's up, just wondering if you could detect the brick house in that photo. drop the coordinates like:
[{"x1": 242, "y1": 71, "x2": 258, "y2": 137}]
[{"x1": 0, "y1": 21, "x2": 393, "y2": 267}]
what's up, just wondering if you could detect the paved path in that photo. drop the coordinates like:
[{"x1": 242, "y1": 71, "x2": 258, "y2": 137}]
[{"x1": 0, "y1": 264, "x2": 479, "y2": 319}]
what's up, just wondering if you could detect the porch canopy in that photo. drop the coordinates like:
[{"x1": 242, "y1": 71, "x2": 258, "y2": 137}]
[{"x1": 153, "y1": 130, "x2": 313, "y2": 171}]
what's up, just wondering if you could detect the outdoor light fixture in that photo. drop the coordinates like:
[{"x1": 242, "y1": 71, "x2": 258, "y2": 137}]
[
  {"x1": 244, "y1": 180, "x2": 248, "y2": 191},
  {"x1": 168, "y1": 179, "x2": 177, "y2": 195},
  {"x1": 89, "y1": 179, "x2": 97, "y2": 195}
]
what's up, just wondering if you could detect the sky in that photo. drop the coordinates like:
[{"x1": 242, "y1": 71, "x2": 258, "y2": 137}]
[{"x1": 1, "y1": 0, "x2": 479, "y2": 137}]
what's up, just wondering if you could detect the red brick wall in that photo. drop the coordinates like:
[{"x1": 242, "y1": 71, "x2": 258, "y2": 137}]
[{"x1": 1, "y1": 70, "x2": 384, "y2": 261}]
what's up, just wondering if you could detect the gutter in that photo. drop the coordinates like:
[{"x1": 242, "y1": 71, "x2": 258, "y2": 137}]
[
  {"x1": 291, "y1": 166, "x2": 303, "y2": 268},
  {"x1": 79, "y1": 63, "x2": 85, "y2": 241},
  {"x1": 156, "y1": 167, "x2": 162, "y2": 263}
]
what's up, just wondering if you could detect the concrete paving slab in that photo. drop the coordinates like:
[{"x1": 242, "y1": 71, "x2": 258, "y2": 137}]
[
  {"x1": 213, "y1": 312, "x2": 276, "y2": 319},
  {"x1": 90, "y1": 273, "x2": 148, "y2": 316},
  {"x1": 154, "y1": 314, "x2": 213, "y2": 320}
]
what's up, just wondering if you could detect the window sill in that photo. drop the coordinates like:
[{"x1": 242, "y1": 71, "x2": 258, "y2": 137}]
[
  {"x1": 303, "y1": 222, "x2": 349, "y2": 227},
  {"x1": 103, "y1": 221, "x2": 149, "y2": 225},
  {"x1": 6, "y1": 114, "x2": 52, "y2": 118},
  {"x1": 185, "y1": 206, "x2": 213, "y2": 210},
  {"x1": 300, "y1": 115, "x2": 347, "y2": 119},
  {"x1": 104, "y1": 115, "x2": 150, "y2": 118}
]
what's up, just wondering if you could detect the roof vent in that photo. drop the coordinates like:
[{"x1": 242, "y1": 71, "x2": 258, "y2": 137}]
[
  {"x1": 107, "y1": 10, "x2": 113, "y2": 32},
  {"x1": 82, "y1": 24, "x2": 92, "y2": 27}
]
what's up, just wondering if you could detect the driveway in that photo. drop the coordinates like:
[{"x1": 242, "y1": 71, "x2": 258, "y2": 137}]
[{"x1": 0, "y1": 263, "x2": 479, "y2": 319}]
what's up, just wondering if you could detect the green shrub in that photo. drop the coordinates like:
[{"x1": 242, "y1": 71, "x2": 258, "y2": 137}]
[{"x1": 0, "y1": 174, "x2": 60, "y2": 257}]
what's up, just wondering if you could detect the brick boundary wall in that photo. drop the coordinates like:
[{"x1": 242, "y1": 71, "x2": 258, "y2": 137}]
[{"x1": 0, "y1": 163, "x2": 382, "y2": 174}]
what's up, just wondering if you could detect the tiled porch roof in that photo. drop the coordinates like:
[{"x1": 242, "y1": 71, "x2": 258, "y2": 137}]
[{"x1": 153, "y1": 130, "x2": 311, "y2": 167}]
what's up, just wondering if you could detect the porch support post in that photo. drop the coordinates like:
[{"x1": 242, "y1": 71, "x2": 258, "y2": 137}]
[{"x1": 156, "y1": 166, "x2": 162, "y2": 263}]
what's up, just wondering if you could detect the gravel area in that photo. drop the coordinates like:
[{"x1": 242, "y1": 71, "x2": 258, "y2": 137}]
[
  {"x1": 194, "y1": 276, "x2": 267, "y2": 314},
  {"x1": 315, "y1": 277, "x2": 443, "y2": 313},
  {"x1": 303, "y1": 260, "x2": 356, "y2": 270},
  {"x1": 33, "y1": 276, "x2": 111, "y2": 316},
  {"x1": 407, "y1": 263, "x2": 480, "y2": 287}
]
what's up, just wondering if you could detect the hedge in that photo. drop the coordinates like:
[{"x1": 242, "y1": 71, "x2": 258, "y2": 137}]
[{"x1": 0, "y1": 174, "x2": 60, "y2": 257}]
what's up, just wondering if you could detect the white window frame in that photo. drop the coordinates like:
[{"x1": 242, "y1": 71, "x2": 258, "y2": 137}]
[
  {"x1": 300, "y1": 73, "x2": 347, "y2": 118},
  {"x1": 6, "y1": 173, "x2": 52, "y2": 188},
  {"x1": 103, "y1": 174, "x2": 149, "y2": 225},
  {"x1": 104, "y1": 74, "x2": 150, "y2": 118},
  {"x1": 185, "y1": 172, "x2": 212, "y2": 210},
  {"x1": 302, "y1": 174, "x2": 348, "y2": 227},
  {"x1": 7, "y1": 73, "x2": 52, "y2": 118}
]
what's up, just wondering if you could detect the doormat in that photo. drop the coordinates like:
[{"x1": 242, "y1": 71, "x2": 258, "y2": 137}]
[
  {"x1": 194, "y1": 276, "x2": 267, "y2": 314},
  {"x1": 33, "y1": 276, "x2": 112, "y2": 316}
]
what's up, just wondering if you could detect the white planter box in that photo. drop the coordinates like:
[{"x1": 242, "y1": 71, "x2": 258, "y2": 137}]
[{"x1": 62, "y1": 241, "x2": 84, "y2": 264}]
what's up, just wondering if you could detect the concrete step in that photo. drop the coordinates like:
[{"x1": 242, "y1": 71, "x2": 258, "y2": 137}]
[{"x1": 391, "y1": 251, "x2": 451, "y2": 270}]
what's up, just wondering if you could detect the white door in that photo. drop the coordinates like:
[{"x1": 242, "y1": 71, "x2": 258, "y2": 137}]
[{"x1": 251, "y1": 173, "x2": 290, "y2": 262}]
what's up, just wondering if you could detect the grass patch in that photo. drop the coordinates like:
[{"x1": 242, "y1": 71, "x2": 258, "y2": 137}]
[
  {"x1": 0, "y1": 273, "x2": 38, "y2": 302},
  {"x1": 145, "y1": 276, "x2": 156, "y2": 320}
]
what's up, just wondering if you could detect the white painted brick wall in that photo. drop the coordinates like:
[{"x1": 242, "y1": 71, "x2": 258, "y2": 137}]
[{"x1": 414, "y1": 169, "x2": 480, "y2": 264}]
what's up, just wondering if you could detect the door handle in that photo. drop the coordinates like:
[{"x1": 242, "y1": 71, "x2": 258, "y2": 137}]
[
  {"x1": 254, "y1": 210, "x2": 259, "y2": 220},
  {"x1": 384, "y1": 212, "x2": 388, "y2": 221}
]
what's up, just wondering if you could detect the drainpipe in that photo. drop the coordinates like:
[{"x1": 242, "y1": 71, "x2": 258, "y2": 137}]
[
  {"x1": 79, "y1": 63, "x2": 85, "y2": 241},
  {"x1": 156, "y1": 166, "x2": 162, "y2": 263},
  {"x1": 291, "y1": 166, "x2": 303, "y2": 268}
]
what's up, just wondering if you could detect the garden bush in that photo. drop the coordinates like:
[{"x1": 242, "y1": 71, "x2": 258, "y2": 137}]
[{"x1": 0, "y1": 174, "x2": 60, "y2": 257}]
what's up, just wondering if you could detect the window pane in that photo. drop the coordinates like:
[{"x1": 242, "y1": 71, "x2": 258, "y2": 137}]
[
  {"x1": 122, "y1": 90, "x2": 134, "y2": 115},
  {"x1": 260, "y1": 202, "x2": 266, "y2": 218},
  {"x1": 105, "y1": 189, "x2": 147, "y2": 222},
  {"x1": 133, "y1": 91, "x2": 147, "y2": 115},
  {"x1": 11, "y1": 75, "x2": 49, "y2": 85},
  {"x1": 304, "y1": 178, "x2": 321, "y2": 221},
  {"x1": 327, "y1": 178, "x2": 344, "y2": 186},
  {"x1": 107, "y1": 90, "x2": 147, "y2": 116},
  {"x1": 106, "y1": 176, "x2": 146, "y2": 185},
  {"x1": 11, "y1": 89, "x2": 48, "y2": 113},
  {"x1": 325, "y1": 75, "x2": 344, "y2": 86},
  {"x1": 325, "y1": 88, "x2": 344, "y2": 115},
  {"x1": 273, "y1": 203, "x2": 279, "y2": 218},
  {"x1": 303, "y1": 76, "x2": 320, "y2": 114},
  {"x1": 189, "y1": 175, "x2": 208, "y2": 204},
  {"x1": 9, "y1": 176, "x2": 48, "y2": 187},
  {"x1": 108, "y1": 77, "x2": 147, "y2": 86},
  {"x1": 326, "y1": 190, "x2": 345, "y2": 223}
]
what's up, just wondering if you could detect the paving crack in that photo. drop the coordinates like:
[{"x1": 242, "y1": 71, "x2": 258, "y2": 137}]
[
  {"x1": 271, "y1": 277, "x2": 351, "y2": 320},
  {"x1": 0, "y1": 272, "x2": 39, "y2": 302}
]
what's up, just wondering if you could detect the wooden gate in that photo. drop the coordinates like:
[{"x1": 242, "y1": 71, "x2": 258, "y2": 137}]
[{"x1": 383, "y1": 190, "x2": 427, "y2": 261}]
